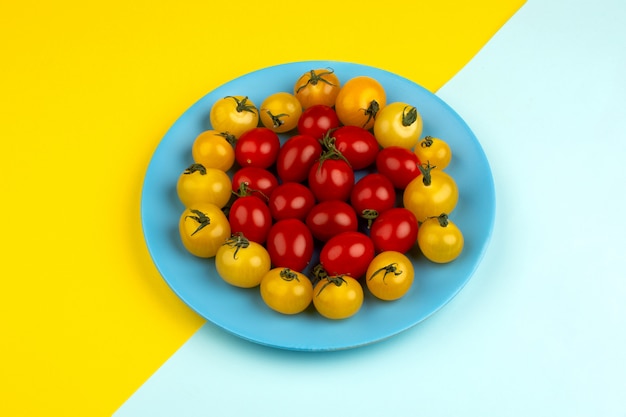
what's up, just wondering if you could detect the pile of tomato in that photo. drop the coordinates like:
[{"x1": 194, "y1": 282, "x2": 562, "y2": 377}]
[{"x1": 175, "y1": 68, "x2": 464, "y2": 320}]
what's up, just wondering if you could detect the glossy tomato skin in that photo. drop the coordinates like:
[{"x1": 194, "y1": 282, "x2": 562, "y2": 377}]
[
  {"x1": 215, "y1": 236, "x2": 271, "y2": 288},
  {"x1": 403, "y1": 169, "x2": 458, "y2": 222},
  {"x1": 373, "y1": 102, "x2": 423, "y2": 149},
  {"x1": 209, "y1": 95, "x2": 259, "y2": 138},
  {"x1": 319, "y1": 231, "x2": 375, "y2": 279},
  {"x1": 266, "y1": 219, "x2": 314, "y2": 272},
  {"x1": 414, "y1": 136, "x2": 452, "y2": 170},
  {"x1": 334, "y1": 76, "x2": 386, "y2": 130},
  {"x1": 259, "y1": 92, "x2": 302, "y2": 133},
  {"x1": 313, "y1": 275, "x2": 364, "y2": 320},
  {"x1": 260, "y1": 268, "x2": 314, "y2": 314},
  {"x1": 179, "y1": 203, "x2": 231, "y2": 258},
  {"x1": 366, "y1": 251, "x2": 415, "y2": 301},
  {"x1": 417, "y1": 214, "x2": 464, "y2": 263},
  {"x1": 297, "y1": 105, "x2": 340, "y2": 140},
  {"x1": 293, "y1": 68, "x2": 341, "y2": 109},
  {"x1": 308, "y1": 159, "x2": 355, "y2": 202},
  {"x1": 232, "y1": 167, "x2": 279, "y2": 201},
  {"x1": 331, "y1": 125, "x2": 380, "y2": 170},
  {"x1": 375, "y1": 146, "x2": 421, "y2": 189},
  {"x1": 234, "y1": 127, "x2": 280, "y2": 169},
  {"x1": 191, "y1": 130, "x2": 236, "y2": 172},
  {"x1": 268, "y1": 182, "x2": 316, "y2": 222},
  {"x1": 228, "y1": 196, "x2": 273, "y2": 244},
  {"x1": 369, "y1": 207, "x2": 418, "y2": 253},
  {"x1": 350, "y1": 173, "x2": 396, "y2": 224},
  {"x1": 305, "y1": 200, "x2": 358, "y2": 242},
  {"x1": 176, "y1": 163, "x2": 232, "y2": 209},
  {"x1": 275, "y1": 134, "x2": 323, "y2": 183}
]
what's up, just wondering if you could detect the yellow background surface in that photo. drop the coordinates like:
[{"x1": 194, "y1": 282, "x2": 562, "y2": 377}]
[{"x1": 0, "y1": 1, "x2": 523, "y2": 415}]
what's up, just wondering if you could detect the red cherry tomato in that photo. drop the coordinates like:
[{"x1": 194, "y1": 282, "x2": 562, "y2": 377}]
[
  {"x1": 320, "y1": 231, "x2": 375, "y2": 279},
  {"x1": 234, "y1": 127, "x2": 281, "y2": 169},
  {"x1": 232, "y1": 167, "x2": 279, "y2": 201},
  {"x1": 375, "y1": 146, "x2": 421, "y2": 189},
  {"x1": 331, "y1": 126, "x2": 380, "y2": 170},
  {"x1": 370, "y1": 207, "x2": 419, "y2": 253},
  {"x1": 308, "y1": 159, "x2": 354, "y2": 202},
  {"x1": 297, "y1": 105, "x2": 340, "y2": 140},
  {"x1": 350, "y1": 173, "x2": 396, "y2": 225},
  {"x1": 266, "y1": 219, "x2": 314, "y2": 272},
  {"x1": 275, "y1": 134, "x2": 323, "y2": 183},
  {"x1": 268, "y1": 182, "x2": 316, "y2": 221},
  {"x1": 228, "y1": 196, "x2": 273, "y2": 244},
  {"x1": 305, "y1": 200, "x2": 359, "y2": 242}
]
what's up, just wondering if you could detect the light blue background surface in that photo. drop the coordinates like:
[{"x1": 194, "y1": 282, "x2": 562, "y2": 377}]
[{"x1": 116, "y1": 1, "x2": 626, "y2": 415}]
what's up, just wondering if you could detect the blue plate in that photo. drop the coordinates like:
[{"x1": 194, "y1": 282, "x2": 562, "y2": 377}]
[{"x1": 141, "y1": 61, "x2": 495, "y2": 351}]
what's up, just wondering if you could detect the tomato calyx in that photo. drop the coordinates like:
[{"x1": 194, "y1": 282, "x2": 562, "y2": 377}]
[
  {"x1": 310, "y1": 263, "x2": 329, "y2": 286},
  {"x1": 185, "y1": 209, "x2": 211, "y2": 235},
  {"x1": 318, "y1": 132, "x2": 351, "y2": 168},
  {"x1": 279, "y1": 268, "x2": 300, "y2": 282},
  {"x1": 263, "y1": 109, "x2": 289, "y2": 129},
  {"x1": 226, "y1": 95, "x2": 258, "y2": 114},
  {"x1": 183, "y1": 163, "x2": 207, "y2": 175},
  {"x1": 424, "y1": 213, "x2": 450, "y2": 227},
  {"x1": 223, "y1": 232, "x2": 250, "y2": 259},
  {"x1": 418, "y1": 161, "x2": 437, "y2": 186},
  {"x1": 402, "y1": 106, "x2": 419, "y2": 127},
  {"x1": 217, "y1": 131, "x2": 237, "y2": 146},
  {"x1": 361, "y1": 209, "x2": 379, "y2": 228},
  {"x1": 296, "y1": 68, "x2": 337, "y2": 93},
  {"x1": 361, "y1": 100, "x2": 381, "y2": 128},
  {"x1": 233, "y1": 182, "x2": 269, "y2": 202},
  {"x1": 368, "y1": 262, "x2": 402, "y2": 283},
  {"x1": 316, "y1": 275, "x2": 348, "y2": 296},
  {"x1": 420, "y1": 135, "x2": 434, "y2": 148}
]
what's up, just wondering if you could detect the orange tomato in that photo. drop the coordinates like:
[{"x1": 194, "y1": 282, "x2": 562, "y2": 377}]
[
  {"x1": 293, "y1": 68, "x2": 341, "y2": 109},
  {"x1": 335, "y1": 76, "x2": 386, "y2": 130}
]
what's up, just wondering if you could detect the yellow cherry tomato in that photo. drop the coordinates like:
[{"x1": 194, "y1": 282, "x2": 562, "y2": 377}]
[
  {"x1": 414, "y1": 136, "x2": 452, "y2": 170},
  {"x1": 417, "y1": 214, "x2": 464, "y2": 263},
  {"x1": 335, "y1": 76, "x2": 386, "y2": 130},
  {"x1": 373, "y1": 102, "x2": 423, "y2": 149},
  {"x1": 176, "y1": 163, "x2": 232, "y2": 208},
  {"x1": 179, "y1": 203, "x2": 231, "y2": 258},
  {"x1": 215, "y1": 234, "x2": 271, "y2": 288},
  {"x1": 366, "y1": 251, "x2": 415, "y2": 301},
  {"x1": 313, "y1": 275, "x2": 364, "y2": 319},
  {"x1": 402, "y1": 163, "x2": 459, "y2": 223},
  {"x1": 293, "y1": 68, "x2": 341, "y2": 109},
  {"x1": 209, "y1": 95, "x2": 259, "y2": 138},
  {"x1": 191, "y1": 130, "x2": 236, "y2": 171},
  {"x1": 260, "y1": 268, "x2": 314, "y2": 315},
  {"x1": 259, "y1": 92, "x2": 303, "y2": 133}
]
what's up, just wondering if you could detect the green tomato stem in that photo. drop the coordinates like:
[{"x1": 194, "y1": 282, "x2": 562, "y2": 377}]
[
  {"x1": 185, "y1": 209, "x2": 211, "y2": 236},
  {"x1": 361, "y1": 209, "x2": 379, "y2": 229},
  {"x1": 223, "y1": 232, "x2": 250, "y2": 259},
  {"x1": 418, "y1": 161, "x2": 436, "y2": 186},
  {"x1": 423, "y1": 213, "x2": 450, "y2": 227},
  {"x1": 316, "y1": 275, "x2": 347, "y2": 296},
  {"x1": 225, "y1": 96, "x2": 257, "y2": 114},
  {"x1": 183, "y1": 163, "x2": 207, "y2": 175},
  {"x1": 295, "y1": 68, "x2": 337, "y2": 93},
  {"x1": 420, "y1": 136, "x2": 434, "y2": 148},
  {"x1": 279, "y1": 268, "x2": 300, "y2": 282},
  {"x1": 401, "y1": 106, "x2": 418, "y2": 127},
  {"x1": 368, "y1": 262, "x2": 402, "y2": 283},
  {"x1": 361, "y1": 100, "x2": 380, "y2": 127},
  {"x1": 265, "y1": 110, "x2": 288, "y2": 128}
]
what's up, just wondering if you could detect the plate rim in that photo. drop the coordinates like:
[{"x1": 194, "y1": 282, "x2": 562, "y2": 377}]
[{"x1": 140, "y1": 60, "x2": 496, "y2": 352}]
